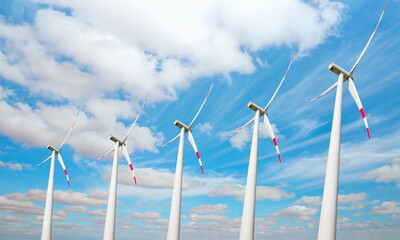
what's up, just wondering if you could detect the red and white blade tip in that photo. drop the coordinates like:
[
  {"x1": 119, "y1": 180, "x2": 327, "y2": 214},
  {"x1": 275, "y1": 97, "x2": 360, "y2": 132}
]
[
  {"x1": 272, "y1": 138, "x2": 282, "y2": 163},
  {"x1": 64, "y1": 169, "x2": 70, "y2": 187},
  {"x1": 307, "y1": 95, "x2": 321, "y2": 103},
  {"x1": 359, "y1": 108, "x2": 371, "y2": 139}
]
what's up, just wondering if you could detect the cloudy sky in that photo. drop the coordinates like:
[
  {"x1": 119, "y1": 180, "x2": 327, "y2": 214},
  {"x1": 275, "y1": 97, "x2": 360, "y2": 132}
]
[{"x1": 0, "y1": 0, "x2": 399, "y2": 239}]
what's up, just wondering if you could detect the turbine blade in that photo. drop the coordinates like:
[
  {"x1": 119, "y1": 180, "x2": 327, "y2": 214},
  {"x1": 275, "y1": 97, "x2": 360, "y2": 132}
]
[
  {"x1": 263, "y1": 114, "x2": 281, "y2": 163},
  {"x1": 122, "y1": 145, "x2": 137, "y2": 184},
  {"x1": 265, "y1": 52, "x2": 295, "y2": 111},
  {"x1": 122, "y1": 94, "x2": 148, "y2": 143},
  {"x1": 97, "y1": 147, "x2": 115, "y2": 160},
  {"x1": 188, "y1": 77, "x2": 215, "y2": 128},
  {"x1": 58, "y1": 111, "x2": 80, "y2": 151},
  {"x1": 36, "y1": 155, "x2": 52, "y2": 167},
  {"x1": 348, "y1": 78, "x2": 371, "y2": 139},
  {"x1": 187, "y1": 130, "x2": 203, "y2": 173},
  {"x1": 159, "y1": 133, "x2": 180, "y2": 148},
  {"x1": 230, "y1": 117, "x2": 255, "y2": 135},
  {"x1": 57, "y1": 154, "x2": 70, "y2": 187},
  {"x1": 307, "y1": 82, "x2": 338, "y2": 103},
  {"x1": 349, "y1": 1, "x2": 387, "y2": 75}
]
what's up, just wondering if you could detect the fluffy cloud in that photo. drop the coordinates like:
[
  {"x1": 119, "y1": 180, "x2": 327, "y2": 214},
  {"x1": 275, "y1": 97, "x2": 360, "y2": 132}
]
[
  {"x1": 0, "y1": 86, "x2": 14, "y2": 100},
  {"x1": 0, "y1": 161, "x2": 23, "y2": 171},
  {"x1": 0, "y1": 0, "x2": 344, "y2": 105},
  {"x1": 208, "y1": 182, "x2": 294, "y2": 201},
  {"x1": 271, "y1": 205, "x2": 318, "y2": 221},
  {"x1": 371, "y1": 202, "x2": 400, "y2": 215},
  {"x1": 293, "y1": 193, "x2": 367, "y2": 210},
  {"x1": 103, "y1": 167, "x2": 199, "y2": 189},
  {"x1": 0, "y1": 0, "x2": 345, "y2": 157},
  {"x1": 87, "y1": 209, "x2": 107, "y2": 217},
  {"x1": 338, "y1": 193, "x2": 367, "y2": 210},
  {"x1": 63, "y1": 206, "x2": 86, "y2": 213},
  {"x1": 195, "y1": 122, "x2": 213, "y2": 136},
  {"x1": 363, "y1": 158, "x2": 400, "y2": 187},
  {"x1": 189, "y1": 203, "x2": 228, "y2": 214},
  {"x1": 126, "y1": 211, "x2": 161, "y2": 220},
  {"x1": 220, "y1": 121, "x2": 282, "y2": 150},
  {"x1": 294, "y1": 196, "x2": 321, "y2": 206},
  {"x1": 0, "y1": 99, "x2": 163, "y2": 159},
  {"x1": 6, "y1": 189, "x2": 108, "y2": 206},
  {"x1": 0, "y1": 196, "x2": 43, "y2": 216}
]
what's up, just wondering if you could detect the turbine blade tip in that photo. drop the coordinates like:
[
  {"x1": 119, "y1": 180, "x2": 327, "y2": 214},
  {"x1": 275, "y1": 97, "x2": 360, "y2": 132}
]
[
  {"x1": 134, "y1": 177, "x2": 137, "y2": 184},
  {"x1": 201, "y1": 165, "x2": 204, "y2": 174}
]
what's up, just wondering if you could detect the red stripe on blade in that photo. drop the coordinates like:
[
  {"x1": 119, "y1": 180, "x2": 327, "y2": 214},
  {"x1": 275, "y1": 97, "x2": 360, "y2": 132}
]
[
  {"x1": 134, "y1": 177, "x2": 137, "y2": 184},
  {"x1": 200, "y1": 165, "x2": 204, "y2": 174},
  {"x1": 367, "y1": 128, "x2": 371, "y2": 139},
  {"x1": 68, "y1": 180, "x2": 70, "y2": 187},
  {"x1": 278, "y1": 154, "x2": 281, "y2": 163},
  {"x1": 64, "y1": 170, "x2": 67, "y2": 175},
  {"x1": 196, "y1": 152, "x2": 200, "y2": 159},
  {"x1": 129, "y1": 164, "x2": 133, "y2": 171},
  {"x1": 360, "y1": 108, "x2": 366, "y2": 118},
  {"x1": 272, "y1": 138, "x2": 278, "y2": 147}
]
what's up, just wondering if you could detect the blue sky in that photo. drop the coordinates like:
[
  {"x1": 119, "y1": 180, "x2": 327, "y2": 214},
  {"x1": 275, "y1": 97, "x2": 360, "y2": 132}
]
[{"x1": 0, "y1": 0, "x2": 399, "y2": 239}]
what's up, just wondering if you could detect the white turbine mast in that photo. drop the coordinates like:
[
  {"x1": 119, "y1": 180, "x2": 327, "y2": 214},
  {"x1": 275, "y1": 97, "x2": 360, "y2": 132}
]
[
  {"x1": 98, "y1": 94, "x2": 148, "y2": 240},
  {"x1": 37, "y1": 110, "x2": 80, "y2": 240},
  {"x1": 231, "y1": 53, "x2": 295, "y2": 240},
  {"x1": 160, "y1": 78, "x2": 215, "y2": 240},
  {"x1": 307, "y1": 2, "x2": 387, "y2": 239}
]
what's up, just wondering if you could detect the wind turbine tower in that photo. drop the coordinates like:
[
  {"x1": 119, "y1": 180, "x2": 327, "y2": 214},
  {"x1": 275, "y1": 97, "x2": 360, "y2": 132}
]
[
  {"x1": 307, "y1": 2, "x2": 387, "y2": 239},
  {"x1": 160, "y1": 78, "x2": 215, "y2": 240},
  {"x1": 98, "y1": 95, "x2": 147, "y2": 240},
  {"x1": 37, "y1": 111, "x2": 80, "y2": 240},
  {"x1": 231, "y1": 53, "x2": 294, "y2": 240}
]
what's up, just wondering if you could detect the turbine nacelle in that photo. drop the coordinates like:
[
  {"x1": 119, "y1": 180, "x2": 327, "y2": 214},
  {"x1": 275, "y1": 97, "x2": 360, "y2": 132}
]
[
  {"x1": 248, "y1": 101, "x2": 266, "y2": 115},
  {"x1": 174, "y1": 120, "x2": 190, "y2": 132},
  {"x1": 329, "y1": 62, "x2": 351, "y2": 80},
  {"x1": 46, "y1": 145, "x2": 59, "y2": 153},
  {"x1": 109, "y1": 134, "x2": 124, "y2": 146}
]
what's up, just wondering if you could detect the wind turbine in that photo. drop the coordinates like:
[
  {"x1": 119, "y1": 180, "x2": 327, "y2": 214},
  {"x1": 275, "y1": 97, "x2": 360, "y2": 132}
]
[
  {"x1": 37, "y1": 110, "x2": 80, "y2": 240},
  {"x1": 230, "y1": 53, "x2": 294, "y2": 240},
  {"x1": 307, "y1": 2, "x2": 387, "y2": 239},
  {"x1": 98, "y1": 95, "x2": 147, "y2": 240},
  {"x1": 160, "y1": 78, "x2": 215, "y2": 240}
]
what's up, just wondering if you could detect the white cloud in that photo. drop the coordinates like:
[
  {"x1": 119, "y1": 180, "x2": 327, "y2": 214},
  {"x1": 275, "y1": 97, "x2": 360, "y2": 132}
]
[
  {"x1": 0, "y1": 196, "x2": 43, "y2": 216},
  {"x1": 0, "y1": 99, "x2": 163, "y2": 159},
  {"x1": 294, "y1": 196, "x2": 321, "y2": 206},
  {"x1": 271, "y1": 205, "x2": 318, "y2": 221},
  {"x1": 220, "y1": 126, "x2": 252, "y2": 150},
  {"x1": 371, "y1": 202, "x2": 400, "y2": 215},
  {"x1": 189, "y1": 203, "x2": 228, "y2": 214},
  {"x1": 0, "y1": 216, "x2": 26, "y2": 223},
  {"x1": 126, "y1": 211, "x2": 161, "y2": 220},
  {"x1": 6, "y1": 189, "x2": 108, "y2": 206},
  {"x1": 188, "y1": 213, "x2": 228, "y2": 222},
  {"x1": 0, "y1": 0, "x2": 345, "y2": 157},
  {"x1": 63, "y1": 206, "x2": 86, "y2": 213},
  {"x1": 220, "y1": 121, "x2": 282, "y2": 150},
  {"x1": 265, "y1": 131, "x2": 400, "y2": 187},
  {"x1": 103, "y1": 167, "x2": 199, "y2": 189},
  {"x1": 0, "y1": 161, "x2": 23, "y2": 171},
  {"x1": 195, "y1": 122, "x2": 213, "y2": 136},
  {"x1": 208, "y1": 182, "x2": 294, "y2": 201},
  {"x1": 363, "y1": 157, "x2": 400, "y2": 187},
  {"x1": 87, "y1": 209, "x2": 107, "y2": 217},
  {"x1": 337, "y1": 215, "x2": 351, "y2": 223},
  {"x1": 0, "y1": 86, "x2": 14, "y2": 100}
]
